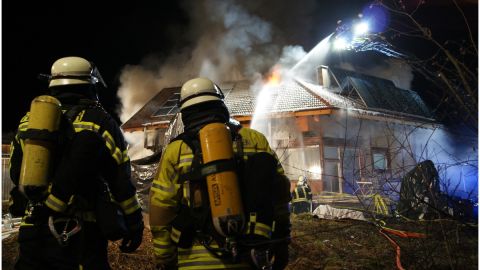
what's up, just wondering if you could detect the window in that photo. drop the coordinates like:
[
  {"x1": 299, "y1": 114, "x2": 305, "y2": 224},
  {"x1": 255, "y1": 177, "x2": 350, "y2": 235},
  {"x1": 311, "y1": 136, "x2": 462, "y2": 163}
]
[
  {"x1": 373, "y1": 153, "x2": 387, "y2": 170},
  {"x1": 323, "y1": 146, "x2": 340, "y2": 192},
  {"x1": 324, "y1": 146, "x2": 339, "y2": 159},
  {"x1": 276, "y1": 146, "x2": 321, "y2": 180}
]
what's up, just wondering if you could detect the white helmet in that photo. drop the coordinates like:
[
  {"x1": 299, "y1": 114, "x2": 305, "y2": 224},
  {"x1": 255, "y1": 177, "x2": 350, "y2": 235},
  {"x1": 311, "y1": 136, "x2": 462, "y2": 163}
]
[
  {"x1": 178, "y1": 77, "x2": 224, "y2": 110},
  {"x1": 298, "y1": 176, "x2": 307, "y2": 185},
  {"x1": 47, "y1": 56, "x2": 106, "y2": 88}
]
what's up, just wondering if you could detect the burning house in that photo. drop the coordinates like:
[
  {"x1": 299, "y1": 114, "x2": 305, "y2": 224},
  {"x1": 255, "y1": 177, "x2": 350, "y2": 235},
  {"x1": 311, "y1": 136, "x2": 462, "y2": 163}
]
[{"x1": 121, "y1": 65, "x2": 437, "y2": 202}]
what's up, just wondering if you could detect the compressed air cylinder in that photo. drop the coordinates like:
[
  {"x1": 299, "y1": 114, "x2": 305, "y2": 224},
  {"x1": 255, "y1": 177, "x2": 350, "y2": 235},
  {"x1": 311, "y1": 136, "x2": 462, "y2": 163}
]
[
  {"x1": 199, "y1": 123, "x2": 245, "y2": 237},
  {"x1": 19, "y1": 95, "x2": 62, "y2": 201}
]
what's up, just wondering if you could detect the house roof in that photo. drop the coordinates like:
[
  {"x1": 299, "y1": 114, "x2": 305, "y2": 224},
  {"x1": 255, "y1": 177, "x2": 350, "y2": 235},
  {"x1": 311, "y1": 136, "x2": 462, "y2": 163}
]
[
  {"x1": 328, "y1": 67, "x2": 432, "y2": 118},
  {"x1": 121, "y1": 67, "x2": 434, "y2": 131}
]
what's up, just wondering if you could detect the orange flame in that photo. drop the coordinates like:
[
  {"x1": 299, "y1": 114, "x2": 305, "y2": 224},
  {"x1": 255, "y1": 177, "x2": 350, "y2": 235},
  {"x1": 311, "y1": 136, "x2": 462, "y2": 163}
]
[{"x1": 266, "y1": 66, "x2": 281, "y2": 86}]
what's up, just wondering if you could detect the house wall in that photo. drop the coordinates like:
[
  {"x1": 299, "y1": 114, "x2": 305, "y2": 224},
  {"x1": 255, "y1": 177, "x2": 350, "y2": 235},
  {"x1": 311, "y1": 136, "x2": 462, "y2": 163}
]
[{"x1": 263, "y1": 111, "x2": 423, "y2": 195}]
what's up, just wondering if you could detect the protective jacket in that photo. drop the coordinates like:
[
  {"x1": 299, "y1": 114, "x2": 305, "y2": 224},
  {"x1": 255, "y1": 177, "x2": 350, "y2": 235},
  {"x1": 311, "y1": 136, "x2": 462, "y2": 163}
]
[
  {"x1": 291, "y1": 184, "x2": 312, "y2": 214},
  {"x1": 9, "y1": 94, "x2": 141, "y2": 269},
  {"x1": 150, "y1": 126, "x2": 291, "y2": 269}
]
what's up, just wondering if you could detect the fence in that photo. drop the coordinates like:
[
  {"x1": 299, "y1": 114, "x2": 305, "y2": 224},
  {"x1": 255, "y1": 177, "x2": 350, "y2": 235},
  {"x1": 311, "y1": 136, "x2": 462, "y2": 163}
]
[{"x1": 2, "y1": 157, "x2": 13, "y2": 202}]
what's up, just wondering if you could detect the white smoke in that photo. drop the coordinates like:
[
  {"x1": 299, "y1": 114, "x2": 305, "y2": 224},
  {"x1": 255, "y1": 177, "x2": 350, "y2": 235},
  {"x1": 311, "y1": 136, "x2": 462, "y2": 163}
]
[{"x1": 117, "y1": 0, "x2": 293, "y2": 159}]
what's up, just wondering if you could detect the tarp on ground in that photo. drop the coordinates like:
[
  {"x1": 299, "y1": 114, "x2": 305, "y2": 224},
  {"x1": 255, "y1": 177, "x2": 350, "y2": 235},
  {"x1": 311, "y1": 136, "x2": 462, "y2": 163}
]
[{"x1": 312, "y1": 204, "x2": 366, "y2": 221}]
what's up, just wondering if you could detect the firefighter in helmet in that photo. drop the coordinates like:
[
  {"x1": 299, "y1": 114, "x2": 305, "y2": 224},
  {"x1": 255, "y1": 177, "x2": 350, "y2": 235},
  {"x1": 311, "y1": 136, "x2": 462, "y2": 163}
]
[
  {"x1": 291, "y1": 176, "x2": 313, "y2": 214},
  {"x1": 9, "y1": 56, "x2": 144, "y2": 269},
  {"x1": 149, "y1": 77, "x2": 292, "y2": 269}
]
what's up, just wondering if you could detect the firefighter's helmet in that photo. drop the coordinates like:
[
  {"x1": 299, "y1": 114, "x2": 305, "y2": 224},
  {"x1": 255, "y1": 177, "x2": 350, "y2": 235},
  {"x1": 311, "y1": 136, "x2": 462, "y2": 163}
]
[
  {"x1": 178, "y1": 77, "x2": 224, "y2": 110},
  {"x1": 298, "y1": 176, "x2": 307, "y2": 185},
  {"x1": 48, "y1": 56, "x2": 107, "y2": 88}
]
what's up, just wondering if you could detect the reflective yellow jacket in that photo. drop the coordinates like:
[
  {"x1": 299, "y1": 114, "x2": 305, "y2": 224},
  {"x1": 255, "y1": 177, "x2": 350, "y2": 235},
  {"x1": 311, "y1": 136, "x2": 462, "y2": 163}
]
[{"x1": 150, "y1": 127, "x2": 287, "y2": 269}]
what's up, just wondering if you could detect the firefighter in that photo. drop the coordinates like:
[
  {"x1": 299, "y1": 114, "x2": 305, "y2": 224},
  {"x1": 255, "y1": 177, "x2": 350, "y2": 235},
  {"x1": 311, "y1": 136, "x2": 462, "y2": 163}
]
[
  {"x1": 149, "y1": 77, "x2": 291, "y2": 270},
  {"x1": 291, "y1": 176, "x2": 313, "y2": 214},
  {"x1": 9, "y1": 56, "x2": 144, "y2": 269}
]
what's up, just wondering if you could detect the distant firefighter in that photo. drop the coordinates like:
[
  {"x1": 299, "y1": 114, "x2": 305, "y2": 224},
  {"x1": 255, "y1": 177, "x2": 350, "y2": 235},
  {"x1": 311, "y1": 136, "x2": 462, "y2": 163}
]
[{"x1": 291, "y1": 176, "x2": 313, "y2": 214}]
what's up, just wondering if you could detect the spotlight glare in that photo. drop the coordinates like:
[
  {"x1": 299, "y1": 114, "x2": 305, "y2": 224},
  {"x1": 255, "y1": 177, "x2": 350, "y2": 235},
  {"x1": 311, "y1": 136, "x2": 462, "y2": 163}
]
[
  {"x1": 334, "y1": 37, "x2": 348, "y2": 50},
  {"x1": 354, "y1": 22, "x2": 369, "y2": 36}
]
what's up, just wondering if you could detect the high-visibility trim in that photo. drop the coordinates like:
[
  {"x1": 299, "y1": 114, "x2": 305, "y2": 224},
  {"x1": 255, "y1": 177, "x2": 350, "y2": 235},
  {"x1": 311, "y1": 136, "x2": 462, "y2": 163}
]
[
  {"x1": 171, "y1": 227, "x2": 181, "y2": 243},
  {"x1": 18, "y1": 122, "x2": 29, "y2": 131},
  {"x1": 150, "y1": 196, "x2": 178, "y2": 208},
  {"x1": 179, "y1": 156, "x2": 194, "y2": 165},
  {"x1": 119, "y1": 195, "x2": 141, "y2": 215},
  {"x1": 151, "y1": 181, "x2": 176, "y2": 194},
  {"x1": 153, "y1": 238, "x2": 175, "y2": 256},
  {"x1": 20, "y1": 221, "x2": 34, "y2": 227},
  {"x1": 178, "y1": 256, "x2": 250, "y2": 269},
  {"x1": 20, "y1": 113, "x2": 30, "y2": 123},
  {"x1": 292, "y1": 198, "x2": 308, "y2": 203},
  {"x1": 122, "y1": 149, "x2": 129, "y2": 163},
  {"x1": 8, "y1": 141, "x2": 14, "y2": 170},
  {"x1": 250, "y1": 212, "x2": 256, "y2": 222},
  {"x1": 253, "y1": 222, "x2": 272, "y2": 238},
  {"x1": 178, "y1": 248, "x2": 214, "y2": 256},
  {"x1": 45, "y1": 194, "x2": 68, "y2": 212},
  {"x1": 72, "y1": 122, "x2": 101, "y2": 133},
  {"x1": 72, "y1": 121, "x2": 126, "y2": 165},
  {"x1": 102, "y1": 130, "x2": 124, "y2": 164}
]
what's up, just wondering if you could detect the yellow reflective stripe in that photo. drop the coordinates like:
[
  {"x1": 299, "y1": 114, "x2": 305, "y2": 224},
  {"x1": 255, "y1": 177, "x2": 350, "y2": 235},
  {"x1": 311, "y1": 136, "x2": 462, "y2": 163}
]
[
  {"x1": 45, "y1": 194, "x2": 67, "y2": 212},
  {"x1": 151, "y1": 181, "x2": 176, "y2": 194},
  {"x1": 9, "y1": 141, "x2": 14, "y2": 170},
  {"x1": 150, "y1": 197, "x2": 177, "y2": 208},
  {"x1": 171, "y1": 227, "x2": 181, "y2": 243},
  {"x1": 73, "y1": 122, "x2": 100, "y2": 132},
  {"x1": 153, "y1": 240, "x2": 175, "y2": 256},
  {"x1": 102, "y1": 130, "x2": 123, "y2": 164},
  {"x1": 119, "y1": 195, "x2": 141, "y2": 215},
  {"x1": 19, "y1": 122, "x2": 28, "y2": 131},
  {"x1": 20, "y1": 222, "x2": 34, "y2": 227},
  {"x1": 250, "y1": 212, "x2": 257, "y2": 222},
  {"x1": 72, "y1": 121, "x2": 127, "y2": 165},
  {"x1": 20, "y1": 113, "x2": 30, "y2": 123},
  {"x1": 254, "y1": 222, "x2": 272, "y2": 238},
  {"x1": 178, "y1": 246, "x2": 249, "y2": 269},
  {"x1": 122, "y1": 149, "x2": 129, "y2": 163},
  {"x1": 243, "y1": 147, "x2": 269, "y2": 153},
  {"x1": 178, "y1": 258, "x2": 249, "y2": 269},
  {"x1": 178, "y1": 248, "x2": 213, "y2": 256}
]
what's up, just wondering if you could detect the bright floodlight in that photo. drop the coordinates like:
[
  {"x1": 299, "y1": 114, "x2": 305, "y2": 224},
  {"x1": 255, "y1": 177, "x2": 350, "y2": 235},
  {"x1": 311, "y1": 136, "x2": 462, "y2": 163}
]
[
  {"x1": 333, "y1": 37, "x2": 348, "y2": 50},
  {"x1": 353, "y1": 22, "x2": 369, "y2": 36}
]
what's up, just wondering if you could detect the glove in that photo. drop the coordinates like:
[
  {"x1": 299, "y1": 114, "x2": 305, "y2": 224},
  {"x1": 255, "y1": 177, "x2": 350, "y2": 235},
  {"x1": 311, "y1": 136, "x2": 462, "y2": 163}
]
[{"x1": 120, "y1": 209, "x2": 144, "y2": 253}]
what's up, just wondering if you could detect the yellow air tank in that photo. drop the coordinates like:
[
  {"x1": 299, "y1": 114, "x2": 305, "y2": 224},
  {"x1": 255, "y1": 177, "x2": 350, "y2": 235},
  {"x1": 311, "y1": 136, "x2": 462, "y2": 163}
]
[
  {"x1": 19, "y1": 95, "x2": 62, "y2": 201},
  {"x1": 199, "y1": 123, "x2": 244, "y2": 237}
]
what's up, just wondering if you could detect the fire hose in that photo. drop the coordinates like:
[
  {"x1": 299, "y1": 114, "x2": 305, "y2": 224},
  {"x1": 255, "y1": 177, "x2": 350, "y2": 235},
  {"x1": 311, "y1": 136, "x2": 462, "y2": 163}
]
[{"x1": 379, "y1": 225, "x2": 427, "y2": 270}]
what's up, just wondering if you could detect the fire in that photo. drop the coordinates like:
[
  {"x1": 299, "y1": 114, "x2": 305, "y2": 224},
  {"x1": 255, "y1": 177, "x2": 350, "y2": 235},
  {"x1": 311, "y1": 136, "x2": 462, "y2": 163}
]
[{"x1": 266, "y1": 66, "x2": 281, "y2": 86}]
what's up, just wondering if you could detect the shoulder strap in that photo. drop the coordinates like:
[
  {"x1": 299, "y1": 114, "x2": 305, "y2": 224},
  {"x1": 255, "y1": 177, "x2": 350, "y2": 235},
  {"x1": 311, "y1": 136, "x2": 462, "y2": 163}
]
[{"x1": 64, "y1": 104, "x2": 86, "y2": 123}]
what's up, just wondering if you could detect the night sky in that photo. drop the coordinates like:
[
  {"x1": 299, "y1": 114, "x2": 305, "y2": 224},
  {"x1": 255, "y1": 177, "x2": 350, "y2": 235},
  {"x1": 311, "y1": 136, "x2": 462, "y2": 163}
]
[{"x1": 2, "y1": 0, "x2": 477, "y2": 136}]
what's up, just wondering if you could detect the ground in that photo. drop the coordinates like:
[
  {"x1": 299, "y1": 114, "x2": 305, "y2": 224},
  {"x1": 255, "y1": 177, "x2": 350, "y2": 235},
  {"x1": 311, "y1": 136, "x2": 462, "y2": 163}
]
[{"x1": 2, "y1": 214, "x2": 477, "y2": 270}]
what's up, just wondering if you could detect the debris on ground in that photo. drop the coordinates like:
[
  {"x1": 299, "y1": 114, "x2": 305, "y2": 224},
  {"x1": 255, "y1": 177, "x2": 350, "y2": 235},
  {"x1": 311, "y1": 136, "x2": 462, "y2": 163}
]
[{"x1": 3, "y1": 214, "x2": 477, "y2": 269}]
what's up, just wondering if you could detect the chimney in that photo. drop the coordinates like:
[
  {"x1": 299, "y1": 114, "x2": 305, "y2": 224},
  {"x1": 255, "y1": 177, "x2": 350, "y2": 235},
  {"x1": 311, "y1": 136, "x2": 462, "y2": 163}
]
[{"x1": 316, "y1": 65, "x2": 331, "y2": 88}]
